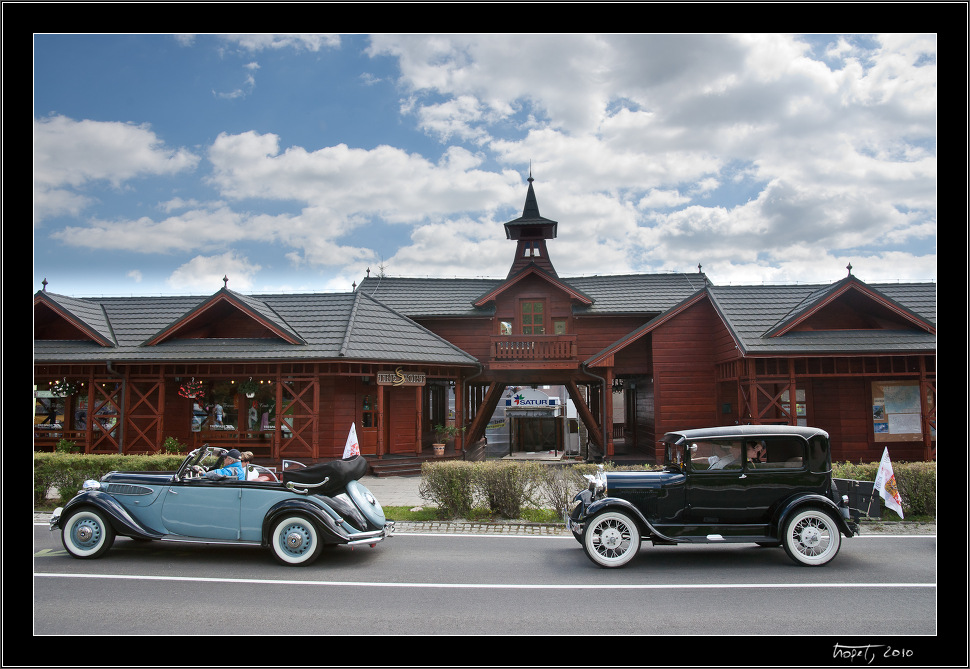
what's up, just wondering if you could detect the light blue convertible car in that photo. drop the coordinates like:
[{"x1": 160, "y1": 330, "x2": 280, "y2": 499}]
[{"x1": 50, "y1": 445, "x2": 393, "y2": 566}]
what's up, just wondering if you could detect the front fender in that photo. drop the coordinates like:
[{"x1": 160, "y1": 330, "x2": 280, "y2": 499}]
[
  {"x1": 773, "y1": 494, "x2": 857, "y2": 538},
  {"x1": 583, "y1": 496, "x2": 674, "y2": 542},
  {"x1": 262, "y1": 498, "x2": 350, "y2": 545},
  {"x1": 52, "y1": 491, "x2": 162, "y2": 540}
]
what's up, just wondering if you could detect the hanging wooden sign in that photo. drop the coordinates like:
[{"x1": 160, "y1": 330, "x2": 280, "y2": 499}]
[{"x1": 376, "y1": 368, "x2": 427, "y2": 387}]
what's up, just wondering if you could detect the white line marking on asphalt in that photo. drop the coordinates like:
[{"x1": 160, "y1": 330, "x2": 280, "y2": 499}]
[{"x1": 34, "y1": 573, "x2": 936, "y2": 590}]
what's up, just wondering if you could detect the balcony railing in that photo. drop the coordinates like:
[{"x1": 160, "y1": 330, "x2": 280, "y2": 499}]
[{"x1": 490, "y1": 334, "x2": 578, "y2": 362}]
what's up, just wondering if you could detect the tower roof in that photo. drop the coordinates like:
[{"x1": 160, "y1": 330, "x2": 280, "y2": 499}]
[{"x1": 503, "y1": 176, "x2": 558, "y2": 240}]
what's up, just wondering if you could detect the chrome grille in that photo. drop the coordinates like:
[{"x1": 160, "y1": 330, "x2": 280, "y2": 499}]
[{"x1": 105, "y1": 484, "x2": 154, "y2": 496}]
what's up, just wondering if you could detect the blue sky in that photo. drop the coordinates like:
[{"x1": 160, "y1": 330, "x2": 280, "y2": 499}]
[{"x1": 33, "y1": 34, "x2": 937, "y2": 297}]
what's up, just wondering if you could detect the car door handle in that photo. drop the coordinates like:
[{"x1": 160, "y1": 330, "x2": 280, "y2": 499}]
[
  {"x1": 168, "y1": 488, "x2": 178, "y2": 495},
  {"x1": 738, "y1": 474, "x2": 747, "y2": 479}
]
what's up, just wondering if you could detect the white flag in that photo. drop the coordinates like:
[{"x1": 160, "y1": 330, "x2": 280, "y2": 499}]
[
  {"x1": 872, "y1": 447, "x2": 904, "y2": 519},
  {"x1": 342, "y1": 422, "x2": 360, "y2": 459}
]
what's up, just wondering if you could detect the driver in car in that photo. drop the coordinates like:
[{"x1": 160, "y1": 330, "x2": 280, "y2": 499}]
[{"x1": 197, "y1": 448, "x2": 246, "y2": 480}]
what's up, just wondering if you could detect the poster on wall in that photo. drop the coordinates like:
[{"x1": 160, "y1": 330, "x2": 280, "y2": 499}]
[{"x1": 872, "y1": 381, "x2": 924, "y2": 442}]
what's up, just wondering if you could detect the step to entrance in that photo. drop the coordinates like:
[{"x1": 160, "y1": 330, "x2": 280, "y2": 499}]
[{"x1": 367, "y1": 454, "x2": 461, "y2": 477}]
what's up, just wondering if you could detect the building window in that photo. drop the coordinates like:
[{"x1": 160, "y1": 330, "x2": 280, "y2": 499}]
[
  {"x1": 362, "y1": 394, "x2": 376, "y2": 428},
  {"x1": 521, "y1": 301, "x2": 545, "y2": 334}
]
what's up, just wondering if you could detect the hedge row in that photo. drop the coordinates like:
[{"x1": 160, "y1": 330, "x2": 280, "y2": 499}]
[
  {"x1": 418, "y1": 460, "x2": 635, "y2": 519},
  {"x1": 34, "y1": 452, "x2": 184, "y2": 505},
  {"x1": 419, "y1": 459, "x2": 937, "y2": 519},
  {"x1": 33, "y1": 452, "x2": 936, "y2": 519},
  {"x1": 833, "y1": 460, "x2": 936, "y2": 517}
]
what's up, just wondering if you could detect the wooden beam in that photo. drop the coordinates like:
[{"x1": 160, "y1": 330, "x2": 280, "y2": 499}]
[
  {"x1": 466, "y1": 383, "x2": 507, "y2": 445},
  {"x1": 567, "y1": 381, "x2": 602, "y2": 448}
]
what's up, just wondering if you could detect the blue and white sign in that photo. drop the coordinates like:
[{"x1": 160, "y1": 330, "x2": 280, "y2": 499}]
[{"x1": 505, "y1": 388, "x2": 558, "y2": 407}]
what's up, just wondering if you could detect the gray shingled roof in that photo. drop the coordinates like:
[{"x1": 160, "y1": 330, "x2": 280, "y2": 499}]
[
  {"x1": 37, "y1": 292, "x2": 116, "y2": 346},
  {"x1": 356, "y1": 272, "x2": 710, "y2": 318},
  {"x1": 708, "y1": 282, "x2": 937, "y2": 355},
  {"x1": 33, "y1": 290, "x2": 480, "y2": 366}
]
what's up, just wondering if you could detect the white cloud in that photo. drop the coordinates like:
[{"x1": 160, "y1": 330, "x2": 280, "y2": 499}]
[
  {"x1": 167, "y1": 251, "x2": 262, "y2": 292},
  {"x1": 35, "y1": 34, "x2": 936, "y2": 294},
  {"x1": 34, "y1": 115, "x2": 199, "y2": 189},
  {"x1": 33, "y1": 115, "x2": 199, "y2": 224}
]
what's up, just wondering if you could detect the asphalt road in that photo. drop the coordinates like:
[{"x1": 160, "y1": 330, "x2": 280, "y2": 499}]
[{"x1": 33, "y1": 522, "x2": 938, "y2": 660}]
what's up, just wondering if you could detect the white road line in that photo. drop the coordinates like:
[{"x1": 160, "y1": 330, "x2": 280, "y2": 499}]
[{"x1": 34, "y1": 573, "x2": 936, "y2": 590}]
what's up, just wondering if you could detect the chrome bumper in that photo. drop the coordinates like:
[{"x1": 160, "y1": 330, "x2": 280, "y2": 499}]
[{"x1": 345, "y1": 521, "x2": 394, "y2": 546}]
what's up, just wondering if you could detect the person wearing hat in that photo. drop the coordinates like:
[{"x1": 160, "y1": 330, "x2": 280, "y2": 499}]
[{"x1": 203, "y1": 448, "x2": 246, "y2": 480}]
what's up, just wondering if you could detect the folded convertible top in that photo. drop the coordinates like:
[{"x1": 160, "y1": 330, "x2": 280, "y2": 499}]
[{"x1": 281, "y1": 455, "x2": 367, "y2": 494}]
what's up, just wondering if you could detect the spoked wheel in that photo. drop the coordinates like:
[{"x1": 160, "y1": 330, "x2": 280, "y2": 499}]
[
  {"x1": 61, "y1": 508, "x2": 115, "y2": 559},
  {"x1": 582, "y1": 510, "x2": 641, "y2": 568},
  {"x1": 269, "y1": 515, "x2": 324, "y2": 566},
  {"x1": 782, "y1": 508, "x2": 841, "y2": 566}
]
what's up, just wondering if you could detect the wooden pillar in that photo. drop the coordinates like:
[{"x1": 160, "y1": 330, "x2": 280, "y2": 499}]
[
  {"x1": 377, "y1": 383, "x2": 385, "y2": 457},
  {"x1": 788, "y1": 358, "x2": 797, "y2": 426},
  {"x1": 603, "y1": 367, "x2": 614, "y2": 457},
  {"x1": 415, "y1": 384, "x2": 423, "y2": 454},
  {"x1": 453, "y1": 378, "x2": 463, "y2": 453}
]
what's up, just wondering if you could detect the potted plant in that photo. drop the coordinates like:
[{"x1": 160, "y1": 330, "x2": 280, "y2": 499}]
[
  {"x1": 178, "y1": 377, "x2": 205, "y2": 399},
  {"x1": 238, "y1": 377, "x2": 259, "y2": 398},
  {"x1": 432, "y1": 423, "x2": 466, "y2": 456}
]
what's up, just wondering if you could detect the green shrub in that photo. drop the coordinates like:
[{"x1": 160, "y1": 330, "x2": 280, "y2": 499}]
[
  {"x1": 536, "y1": 465, "x2": 593, "y2": 517},
  {"x1": 472, "y1": 460, "x2": 544, "y2": 519},
  {"x1": 33, "y1": 452, "x2": 183, "y2": 506},
  {"x1": 833, "y1": 460, "x2": 936, "y2": 518},
  {"x1": 893, "y1": 461, "x2": 936, "y2": 517},
  {"x1": 54, "y1": 439, "x2": 80, "y2": 454},
  {"x1": 162, "y1": 436, "x2": 186, "y2": 454},
  {"x1": 418, "y1": 460, "x2": 476, "y2": 518}
]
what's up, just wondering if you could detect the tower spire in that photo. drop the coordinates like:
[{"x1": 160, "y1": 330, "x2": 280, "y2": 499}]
[{"x1": 503, "y1": 174, "x2": 559, "y2": 278}]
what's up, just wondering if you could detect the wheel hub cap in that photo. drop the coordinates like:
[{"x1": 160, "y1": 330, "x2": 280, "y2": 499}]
[
  {"x1": 600, "y1": 527, "x2": 623, "y2": 549},
  {"x1": 285, "y1": 531, "x2": 306, "y2": 550},
  {"x1": 799, "y1": 526, "x2": 821, "y2": 547},
  {"x1": 76, "y1": 526, "x2": 94, "y2": 542}
]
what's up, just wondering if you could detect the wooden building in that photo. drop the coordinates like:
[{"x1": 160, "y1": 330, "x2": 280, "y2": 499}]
[{"x1": 34, "y1": 178, "x2": 936, "y2": 465}]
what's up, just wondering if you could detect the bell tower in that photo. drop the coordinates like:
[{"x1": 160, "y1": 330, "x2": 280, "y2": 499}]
[{"x1": 503, "y1": 175, "x2": 559, "y2": 278}]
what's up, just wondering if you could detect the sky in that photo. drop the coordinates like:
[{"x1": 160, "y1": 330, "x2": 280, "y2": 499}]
[{"x1": 32, "y1": 33, "x2": 937, "y2": 298}]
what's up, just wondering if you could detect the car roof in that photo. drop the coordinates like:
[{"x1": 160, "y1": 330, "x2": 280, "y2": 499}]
[{"x1": 662, "y1": 425, "x2": 829, "y2": 442}]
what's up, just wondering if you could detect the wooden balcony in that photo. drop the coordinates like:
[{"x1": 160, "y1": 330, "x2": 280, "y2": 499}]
[{"x1": 488, "y1": 334, "x2": 579, "y2": 370}]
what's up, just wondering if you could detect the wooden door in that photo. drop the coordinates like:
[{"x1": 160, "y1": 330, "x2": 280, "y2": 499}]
[{"x1": 358, "y1": 388, "x2": 378, "y2": 455}]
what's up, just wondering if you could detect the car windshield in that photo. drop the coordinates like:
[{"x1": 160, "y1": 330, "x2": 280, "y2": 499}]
[
  {"x1": 179, "y1": 446, "x2": 227, "y2": 477},
  {"x1": 663, "y1": 439, "x2": 687, "y2": 469}
]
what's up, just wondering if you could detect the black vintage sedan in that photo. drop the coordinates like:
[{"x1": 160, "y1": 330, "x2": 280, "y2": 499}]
[{"x1": 567, "y1": 425, "x2": 858, "y2": 568}]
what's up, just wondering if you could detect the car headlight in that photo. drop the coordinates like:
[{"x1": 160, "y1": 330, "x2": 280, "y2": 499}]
[
  {"x1": 583, "y1": 465, "x2": 607, "y2": 496},
  {"x1": 82, "y1": 479, "x2": 102, "y2": 491}
]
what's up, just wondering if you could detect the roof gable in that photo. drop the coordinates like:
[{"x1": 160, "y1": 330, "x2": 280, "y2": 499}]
[
  {"x1": 584, "y1": 289, "x2": 709, "y2": 366},
  {"x1": 765, "y1": 276, "x2": 936, "y2": 337},
  {"x1": 144, "y1": 288, "x2": 306, "y2": 346},
  {"x1": 33, "y1": 291, "x2": 115, "y2": 347},
  {"x1": 473, "y1": 263, "x2": 593, "y2": 308}
]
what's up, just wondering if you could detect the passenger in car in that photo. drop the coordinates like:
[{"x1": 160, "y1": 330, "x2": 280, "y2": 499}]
[
  {"x1": 746, "y1": 441, "x2": 766, "y2": 466},
  {"x1": 707, "y1": 443, "x2": 739, "y2": 470},
  {"x1": 240, "y1": 451, "x2": 260, "y2": 480},
  {"x1": 204, "y1": 449, "x2": 246, "y2": 480}
]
